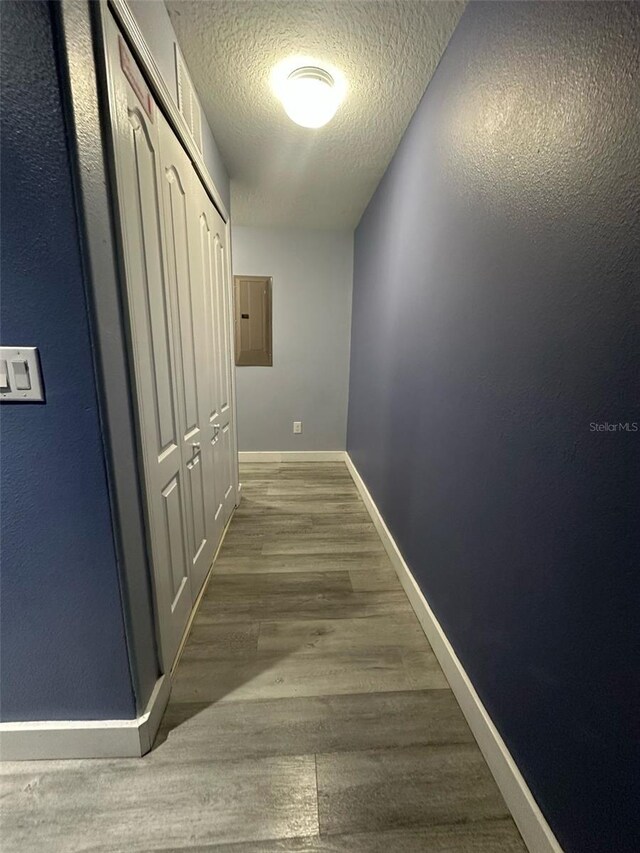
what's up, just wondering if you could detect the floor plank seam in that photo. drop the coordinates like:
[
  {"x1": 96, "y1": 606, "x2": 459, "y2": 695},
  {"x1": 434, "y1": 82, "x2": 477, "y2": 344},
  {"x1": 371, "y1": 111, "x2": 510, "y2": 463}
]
[
  {"x1": 1, "y1": 461, "x2": 526, "y2": 852},
  {"x1": 313, "y1": 753, "x2": 321, "y2": 838}
]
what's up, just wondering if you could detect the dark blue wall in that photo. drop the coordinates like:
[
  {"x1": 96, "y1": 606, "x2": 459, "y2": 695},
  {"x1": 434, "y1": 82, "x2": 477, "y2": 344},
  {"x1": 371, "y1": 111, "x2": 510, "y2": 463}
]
[
  {"x1": 347, "y1": 3, "x2": 640, "y2": 851},
  {"x1": 0, "y1": 0, "x2": 136, "y2": 721}
]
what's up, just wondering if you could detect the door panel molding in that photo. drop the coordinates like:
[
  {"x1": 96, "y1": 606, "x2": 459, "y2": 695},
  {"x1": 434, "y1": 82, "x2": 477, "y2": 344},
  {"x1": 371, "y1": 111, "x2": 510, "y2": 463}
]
[{"x1": 55, "y1": 0, "x2": 240, "y2": 700}]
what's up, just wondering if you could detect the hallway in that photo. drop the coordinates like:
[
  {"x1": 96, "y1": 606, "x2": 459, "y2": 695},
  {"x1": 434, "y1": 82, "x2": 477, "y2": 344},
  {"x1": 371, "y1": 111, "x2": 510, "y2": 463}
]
[
  {"x1": 2, "y1": 463, "x2": 525, "y2": 851},
  {"x1": 2, "y1": 1, "x2": 637, "y2": 848}
]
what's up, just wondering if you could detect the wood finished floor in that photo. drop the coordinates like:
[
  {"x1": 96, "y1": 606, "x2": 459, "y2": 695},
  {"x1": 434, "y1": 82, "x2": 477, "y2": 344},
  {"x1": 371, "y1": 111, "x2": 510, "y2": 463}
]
[{"x1": 1, "y1": 463, "x2": 526, "y2": 852}]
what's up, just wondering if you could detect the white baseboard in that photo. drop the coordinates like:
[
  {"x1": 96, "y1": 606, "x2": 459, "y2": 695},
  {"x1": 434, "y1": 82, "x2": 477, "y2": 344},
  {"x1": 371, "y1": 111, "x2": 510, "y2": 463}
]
[
  {"x1": 0, "y1": 504, "x2": 239, "y2": 762},
  {"x1": 345, "y1": 454, "x2": 563, "y2": 853},
  {"x1": 0, "y1": 673, "x2": 170, "y2": 761},
  {"x1": 238, "y1": 450, "x2": 346, "y2": 463}
]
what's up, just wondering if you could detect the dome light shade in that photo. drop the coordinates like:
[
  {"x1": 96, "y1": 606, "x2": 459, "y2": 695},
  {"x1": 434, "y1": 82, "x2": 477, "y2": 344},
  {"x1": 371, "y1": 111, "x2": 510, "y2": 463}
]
[{"x1": 277, "y1": 65, "x2": 344, "y2": 128}]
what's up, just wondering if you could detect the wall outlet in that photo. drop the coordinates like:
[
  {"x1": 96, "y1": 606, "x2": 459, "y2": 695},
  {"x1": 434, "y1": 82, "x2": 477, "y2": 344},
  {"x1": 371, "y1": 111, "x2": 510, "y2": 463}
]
[{"x1": 293, "y1": 421, "x2": 302, "y2": 434}]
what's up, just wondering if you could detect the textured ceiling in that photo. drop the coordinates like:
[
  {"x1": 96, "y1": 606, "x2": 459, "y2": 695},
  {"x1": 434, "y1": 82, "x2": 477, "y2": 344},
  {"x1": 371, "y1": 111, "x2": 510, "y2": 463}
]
[{"x1": 166, "y1": 1, "x2": 465, "y2": 228}]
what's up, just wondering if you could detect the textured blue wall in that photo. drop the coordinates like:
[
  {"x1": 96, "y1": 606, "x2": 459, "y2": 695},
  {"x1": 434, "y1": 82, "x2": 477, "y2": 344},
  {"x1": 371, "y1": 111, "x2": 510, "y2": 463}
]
[
  {"x1": 0, "y1": 0, "x2": 135, "y2": 721},
  {"x1": 347, "y1": 3, "x2": 640, "y2": 851}
]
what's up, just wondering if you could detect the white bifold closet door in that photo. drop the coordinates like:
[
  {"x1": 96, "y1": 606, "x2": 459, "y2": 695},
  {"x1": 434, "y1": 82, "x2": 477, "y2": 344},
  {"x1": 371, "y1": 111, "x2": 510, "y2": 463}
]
[
  {"x1": 104, "y1": 15, "x2": 237, "y2": 669},
  {"x1": 157, "y1": 111, "x2": 215, "y2": 597},
  {"x1": 191, "y1": 176, "x2": 237, "y2": 529}
]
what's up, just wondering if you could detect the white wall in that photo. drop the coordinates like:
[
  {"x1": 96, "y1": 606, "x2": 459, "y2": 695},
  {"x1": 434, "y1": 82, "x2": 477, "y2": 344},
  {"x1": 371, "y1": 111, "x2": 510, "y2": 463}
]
[
  {"x1": 232, "y1": 227, "x2": 354, "y2": 451},
  {"x1": 128, "y1": 0, "x2": 230, "y2": 212}
]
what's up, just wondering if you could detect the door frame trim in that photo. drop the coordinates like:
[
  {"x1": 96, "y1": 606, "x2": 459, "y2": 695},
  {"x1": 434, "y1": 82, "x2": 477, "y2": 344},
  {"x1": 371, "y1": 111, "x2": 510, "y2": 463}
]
[
  {"x1": 52, "y1": 0, "x2": 240, "y2": 716},
  {"x1": 54, "y1": 0, "x2": 161, "y2": 714}
]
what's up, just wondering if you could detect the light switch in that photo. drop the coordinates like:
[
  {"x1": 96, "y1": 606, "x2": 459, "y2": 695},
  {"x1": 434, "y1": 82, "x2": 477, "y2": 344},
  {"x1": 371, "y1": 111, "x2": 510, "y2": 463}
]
[
  {"x1": 0, "y1": 360, "x2": 8, "y2": 391},
  {"x1": 0, "y1": 347, "x2": 44, "y2": 402},
  {"x1": 12, "y1": 359, "x2": 31, "y2": 391}
]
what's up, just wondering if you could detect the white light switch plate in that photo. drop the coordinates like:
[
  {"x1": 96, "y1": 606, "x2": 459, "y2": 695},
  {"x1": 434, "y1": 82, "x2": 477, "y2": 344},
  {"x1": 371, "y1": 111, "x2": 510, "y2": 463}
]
[{"x1": 0, "y1": 347, "x2": 44, "y2": 402}]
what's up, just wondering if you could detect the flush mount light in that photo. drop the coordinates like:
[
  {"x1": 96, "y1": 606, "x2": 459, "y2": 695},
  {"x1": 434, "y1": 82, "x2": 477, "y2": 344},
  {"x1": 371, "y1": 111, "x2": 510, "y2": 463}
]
[{"x1": 272, "y1": 59, "x2": 346, "y2": 128}]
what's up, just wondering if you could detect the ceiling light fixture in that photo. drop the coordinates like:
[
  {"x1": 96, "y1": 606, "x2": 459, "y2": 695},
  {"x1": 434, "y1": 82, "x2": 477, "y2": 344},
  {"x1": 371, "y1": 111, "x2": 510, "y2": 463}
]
[{"x1": 273, "y1": 61, "x2": 346, "y2": 129}]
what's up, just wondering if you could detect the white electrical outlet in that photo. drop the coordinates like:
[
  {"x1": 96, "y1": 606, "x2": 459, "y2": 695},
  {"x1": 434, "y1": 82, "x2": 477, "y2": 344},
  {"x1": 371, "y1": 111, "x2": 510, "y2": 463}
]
[{"x1": 293, "y1": 421, "x2": 302, "y2": 434}]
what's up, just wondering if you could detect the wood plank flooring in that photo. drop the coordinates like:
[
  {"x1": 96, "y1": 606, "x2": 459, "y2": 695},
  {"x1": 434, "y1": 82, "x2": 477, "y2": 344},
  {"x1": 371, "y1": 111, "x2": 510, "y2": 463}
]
[{"x1": 1, "y1": 462, "x2": 526, "y2": 852}]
